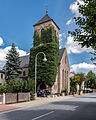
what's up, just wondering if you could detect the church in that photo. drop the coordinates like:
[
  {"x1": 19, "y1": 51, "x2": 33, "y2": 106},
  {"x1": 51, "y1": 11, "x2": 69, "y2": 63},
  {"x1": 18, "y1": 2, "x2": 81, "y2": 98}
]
[{"x1": 20, "y1": 11, "x2": 70, "y2": 94}]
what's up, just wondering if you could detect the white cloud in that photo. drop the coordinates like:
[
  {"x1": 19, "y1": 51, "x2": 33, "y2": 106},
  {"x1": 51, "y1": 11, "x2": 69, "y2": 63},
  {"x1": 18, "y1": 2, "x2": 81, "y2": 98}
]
[
  {"x1": 0, "y1": 46, "x2": 27, "y2": 68},
  {"x1": 59, "y1": 33, "x2": 66, "y2": 49},
  {"x1": 59, "y1": 34, "x2": 62, "y2": 42},
  {"x1": 66, "y1": 18, "x2": 72, "y2": 25},
  {"x1": 65, "y1": 36, "x2": 93, "y2": 54},
  {"x1": 70, "y1": 0, "x2": 84, "y2": 17},
  {"x1": 0, "y1": 37, "x2": 4, "y2": 46},
  {"x1": 71, "y1": 62, "x2": 96, "y2": 72}
]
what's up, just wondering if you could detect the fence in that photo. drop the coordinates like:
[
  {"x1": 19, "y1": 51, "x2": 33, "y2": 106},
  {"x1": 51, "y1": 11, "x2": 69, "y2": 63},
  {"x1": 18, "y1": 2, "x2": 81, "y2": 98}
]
[{"x1": 0, "y1": 93, "x2": 30, "y2": 104}]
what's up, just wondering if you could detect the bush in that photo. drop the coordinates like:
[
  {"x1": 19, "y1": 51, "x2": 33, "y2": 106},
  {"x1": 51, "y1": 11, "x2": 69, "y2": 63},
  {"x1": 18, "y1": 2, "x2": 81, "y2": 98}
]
[
  {"x1": 0, "y1": 83, "x2": 9, "y2": 93},
  {"x1": 8, "y1": 78, "x2": 24, "y2": 93},
  {"x1": 61, "y1": 89, "x2": 68, "y2": 96},
  {"x1": 30, "y1": 91, "x2": 35, "y2": 100}
]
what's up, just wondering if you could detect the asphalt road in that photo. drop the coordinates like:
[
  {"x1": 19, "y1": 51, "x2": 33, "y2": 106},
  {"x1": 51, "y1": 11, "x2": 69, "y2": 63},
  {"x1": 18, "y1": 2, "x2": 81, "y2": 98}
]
[{"x1": 0, "y1": 93, "x2": 96, "y2": 120}]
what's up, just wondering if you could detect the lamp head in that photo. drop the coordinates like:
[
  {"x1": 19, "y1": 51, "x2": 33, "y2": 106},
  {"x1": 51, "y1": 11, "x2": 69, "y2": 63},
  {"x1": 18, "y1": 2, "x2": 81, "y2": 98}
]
[{"x1": 43, "y1": 57, "x2": 47, "y2": 62}]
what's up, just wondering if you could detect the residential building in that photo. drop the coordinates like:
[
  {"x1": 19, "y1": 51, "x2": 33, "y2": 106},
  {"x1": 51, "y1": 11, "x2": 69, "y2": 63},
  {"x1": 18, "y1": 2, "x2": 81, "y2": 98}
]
[{"x1": 0, "y1": 69, "x2": 5, "y2": 85}]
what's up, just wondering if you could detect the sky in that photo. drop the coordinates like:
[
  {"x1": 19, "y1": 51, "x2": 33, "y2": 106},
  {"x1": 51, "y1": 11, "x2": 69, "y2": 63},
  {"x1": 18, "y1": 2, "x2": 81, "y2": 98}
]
[{"x1": 0, "y1": 0, "x2": 96, "y2": 74}]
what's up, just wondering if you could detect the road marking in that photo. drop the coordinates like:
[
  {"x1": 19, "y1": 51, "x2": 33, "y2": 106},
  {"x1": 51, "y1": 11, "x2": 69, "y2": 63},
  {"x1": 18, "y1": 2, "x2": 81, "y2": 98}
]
[{"x1": 32, "y1": 111, "x2": 54, "y2": 120}]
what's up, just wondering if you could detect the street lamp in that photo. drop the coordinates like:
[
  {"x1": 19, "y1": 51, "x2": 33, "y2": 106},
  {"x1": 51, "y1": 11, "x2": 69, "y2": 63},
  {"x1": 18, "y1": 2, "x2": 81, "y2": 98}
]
[{"x1": 35, "y1": 52, "x2": 47, "y2": 98}]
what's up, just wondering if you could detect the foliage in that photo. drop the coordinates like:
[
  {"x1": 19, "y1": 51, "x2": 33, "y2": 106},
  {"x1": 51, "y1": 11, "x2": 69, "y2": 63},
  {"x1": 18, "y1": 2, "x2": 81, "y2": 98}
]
[
  {"x1": 5, "y1": 43, "x2": 21, "y2": 82},
  {"x1": 0, "y1": 78, "x2": 32, "y2": 94},
  {"x1": 75, "y1": 73, "x2": 86, "y2": 94},
  {"x1": 69, "y1": 0, "x2": 96, "y2": 63},
  {"x1": 8, "y1": 78, "x2": 24, "y2": 93},
  {"x1": 28, "y1": 78, "x2": 34, "y2": 92},
  {"x1": 86, "y1": 70, "x2": 96, "y2": 89},
  {"x1": 69, "y1": 0, "x2": 96, "y2": 48},
  {"x1": 0, "y1": 83, "x2": 9, "y2": 93},
  {"x1": 61, "y1": 88, "x2": 68, "y2": 96},
  {"x1": 70, "y1": 77, "x2": 77, "y2": 93},
  {"x1": 29, "y1": 26, "x2": 59, "y2": 87},
  {"x1": 75, "y1": 73, "x2": 86, "y2": 86}
]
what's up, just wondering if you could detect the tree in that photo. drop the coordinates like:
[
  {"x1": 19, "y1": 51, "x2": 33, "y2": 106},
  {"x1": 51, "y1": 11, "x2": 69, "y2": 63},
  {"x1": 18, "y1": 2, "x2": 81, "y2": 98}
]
[
  {"x1": 75, "y1": 73, "x2": 86, "y2": 95},
  {"x1": 5, "y1": 43, "x2": 21, "y2": 82},
  {"x1": 0, "y1": 83, "x2": 9, "y2": 93},
  {"x1": 86, "y1": 70, "x2": 96, "y2": 89},
  {"x1": 69, "y1": 0, "x2": 96, "y2": 48},
  {"x1": 8, "y1": 78, "x2": 24, "y2": 93},
  {"x1": 70, "y1": 77, "x2": 77, "y2": 94}
]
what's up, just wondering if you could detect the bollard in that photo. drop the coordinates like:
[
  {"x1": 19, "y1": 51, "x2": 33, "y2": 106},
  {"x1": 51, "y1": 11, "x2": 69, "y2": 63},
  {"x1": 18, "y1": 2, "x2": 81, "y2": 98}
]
[{"x1": 3, "y1": 93, "x2": 5, "y2": 104}]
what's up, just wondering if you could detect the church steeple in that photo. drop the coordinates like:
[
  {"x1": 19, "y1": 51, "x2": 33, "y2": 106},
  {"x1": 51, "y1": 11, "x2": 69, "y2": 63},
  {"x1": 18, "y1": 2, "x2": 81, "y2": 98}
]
[{"x1": 34, "y1": 12, "x2": 60, "y2": 38}]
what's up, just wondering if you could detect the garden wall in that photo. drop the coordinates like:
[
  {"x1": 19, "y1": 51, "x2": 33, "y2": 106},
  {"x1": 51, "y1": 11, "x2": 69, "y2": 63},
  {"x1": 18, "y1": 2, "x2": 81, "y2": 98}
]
[{"x1": 0, "y1": 93, "x2": 30, "y2": 104}]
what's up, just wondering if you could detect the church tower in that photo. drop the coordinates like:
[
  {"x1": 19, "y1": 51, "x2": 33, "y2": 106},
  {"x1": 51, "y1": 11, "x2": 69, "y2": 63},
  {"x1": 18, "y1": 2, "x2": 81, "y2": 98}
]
[
  {"x1": 34, "y1": 11, "x2": 60, "y2": 39},
  {"x1": 29, "y1": 11, "x2": 60, "y2": 94}
]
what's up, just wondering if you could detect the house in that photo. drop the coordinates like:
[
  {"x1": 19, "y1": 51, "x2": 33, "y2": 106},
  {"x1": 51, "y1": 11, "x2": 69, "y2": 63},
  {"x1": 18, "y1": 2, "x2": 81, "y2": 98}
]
[
  {"x1": 0, "y1": 69, "x2": 5, "y2": 85},
  {"x1": 20, "y1": 12, "x2": 70, "y2": 94}
]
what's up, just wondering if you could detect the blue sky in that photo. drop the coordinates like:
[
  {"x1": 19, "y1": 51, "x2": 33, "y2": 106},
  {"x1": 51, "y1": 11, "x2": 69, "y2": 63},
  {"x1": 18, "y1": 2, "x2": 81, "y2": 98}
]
[{"x1": 0, "y1": 0, "x2": 95, "y2": 74}]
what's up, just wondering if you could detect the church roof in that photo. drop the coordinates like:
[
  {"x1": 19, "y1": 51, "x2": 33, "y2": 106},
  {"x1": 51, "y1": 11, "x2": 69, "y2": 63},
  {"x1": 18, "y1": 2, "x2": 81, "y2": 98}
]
[
  {"x1": 20, "y1": 48, "x2": 65, "y2": 68},
  {"x1": 34, "y1": 14, "x2": 60, "y2": 30},
  {"x1": 20, "y1": 55, "x2": 30, "y2": 68},
  {"x1": 59, "y1": 48, "x2": 66, "y2": 62}
]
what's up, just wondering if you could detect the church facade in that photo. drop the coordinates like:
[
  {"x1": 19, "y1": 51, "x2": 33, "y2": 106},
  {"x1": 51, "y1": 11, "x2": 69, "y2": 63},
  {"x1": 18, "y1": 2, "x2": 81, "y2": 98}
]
[{"x1": 20, "y1": 13, "x2": 70, "y2": 94}]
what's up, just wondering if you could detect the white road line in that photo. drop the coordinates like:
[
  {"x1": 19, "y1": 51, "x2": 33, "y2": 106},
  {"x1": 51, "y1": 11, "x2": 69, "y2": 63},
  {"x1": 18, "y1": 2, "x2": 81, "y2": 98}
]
[{"x1": 32, "y1": 111, "x2": 55, "y2": 120}]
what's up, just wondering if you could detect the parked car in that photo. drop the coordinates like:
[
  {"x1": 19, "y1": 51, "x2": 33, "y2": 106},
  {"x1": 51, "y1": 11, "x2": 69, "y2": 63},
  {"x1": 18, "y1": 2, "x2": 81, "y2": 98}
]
[{"x1": 37, "y1": 89, "x2": 50, "y2": 97}]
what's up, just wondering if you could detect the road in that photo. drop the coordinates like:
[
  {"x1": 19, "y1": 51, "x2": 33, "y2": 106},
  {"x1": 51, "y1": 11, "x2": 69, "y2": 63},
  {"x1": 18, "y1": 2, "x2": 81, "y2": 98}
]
[{"x1": 0, "y1": 93, "x2": 96, "y2": 120}]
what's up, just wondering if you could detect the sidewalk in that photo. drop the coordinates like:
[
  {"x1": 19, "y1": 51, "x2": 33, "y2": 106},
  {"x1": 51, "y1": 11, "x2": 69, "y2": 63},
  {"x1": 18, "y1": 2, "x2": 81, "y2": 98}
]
[
  {"x1": 0, "y1": 94, "x2": 84, "y2": 113},
  {"x1": 0, "y1": 105, "x2": 19, "y2": 113}
]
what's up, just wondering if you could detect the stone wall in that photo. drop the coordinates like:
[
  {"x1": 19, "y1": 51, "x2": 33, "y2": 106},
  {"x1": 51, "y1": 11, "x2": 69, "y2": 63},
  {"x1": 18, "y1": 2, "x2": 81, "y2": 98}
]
[
  {"x1": 59, "y1": 49, "x2": 70, "y2": 93},
  {"x1": 21, "y1": 68, "x2": 28, "y2": 77},
  {"x1": 0, "y1": 93, "x2": 30, "y2": 104},
  {"x1": 34, "y1": 21, "x2": 59, "y2": 39},
  {"x1": 18, "y1": 93, "x2": 30, "y2": 102},
  {"x1": 5, "y1": 93, "x2": 17, "y2": 104}
]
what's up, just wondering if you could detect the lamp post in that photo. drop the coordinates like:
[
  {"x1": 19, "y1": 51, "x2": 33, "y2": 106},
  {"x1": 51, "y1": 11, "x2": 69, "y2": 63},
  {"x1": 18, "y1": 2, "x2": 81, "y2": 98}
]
[{"x1": 35, "y1": 52, "x2": 47, "y2": 98}]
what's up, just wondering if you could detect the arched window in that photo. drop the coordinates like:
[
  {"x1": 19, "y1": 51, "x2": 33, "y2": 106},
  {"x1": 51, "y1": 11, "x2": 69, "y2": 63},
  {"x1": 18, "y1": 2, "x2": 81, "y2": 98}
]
[
  {"x1": 41, "y1": 29, "x2": 44, "y2": 40},
  {"x1": 1, "y1": 74, "x2": 3, "y2": 79},
  {"x1": 62, "y1": 69, "x2": 64, "y2": 89}
]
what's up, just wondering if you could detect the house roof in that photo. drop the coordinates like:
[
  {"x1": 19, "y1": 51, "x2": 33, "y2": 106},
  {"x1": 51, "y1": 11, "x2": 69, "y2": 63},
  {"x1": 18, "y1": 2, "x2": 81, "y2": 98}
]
[
  {"x1": 34, "y1": 14, "x2": 60, "y2": 30},
  {"x1": 20, "y1": 55, "x2": 30, "y2": 68},
  {"x1": 20, "y1": 48, "x2": 65, "y2": 68}
]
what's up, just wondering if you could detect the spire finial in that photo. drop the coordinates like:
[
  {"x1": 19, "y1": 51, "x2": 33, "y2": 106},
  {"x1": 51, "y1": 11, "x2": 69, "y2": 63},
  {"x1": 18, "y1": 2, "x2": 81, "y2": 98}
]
[
  {"x1": 46, "y1": 9, "x2": 48, "y2": 15},
  {"x1": 46, "y1": 4, "x2": 48, "y2": 15}
]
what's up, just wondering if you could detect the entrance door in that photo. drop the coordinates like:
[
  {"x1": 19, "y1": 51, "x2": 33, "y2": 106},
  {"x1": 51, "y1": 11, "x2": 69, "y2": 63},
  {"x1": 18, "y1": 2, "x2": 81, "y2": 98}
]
[{"x1": 40, "y1": 83, "x2": 46, "y2": 90}]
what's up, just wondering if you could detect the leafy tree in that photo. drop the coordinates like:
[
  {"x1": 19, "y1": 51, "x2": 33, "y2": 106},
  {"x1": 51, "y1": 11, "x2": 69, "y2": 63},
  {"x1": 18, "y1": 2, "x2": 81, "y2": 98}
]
[
  {"x1": 75, "y1": 73, "x2": 86, "y2": 94},
  {"x1": 69, "y1": 0, "x2": 96, "y2": 63},
  {"x1": 86, "y1": 70, "x2": 96, "y2": 89},
  {"x1": 8, "y1": 78, "x2": 24, "y2": 93},
  {"x1": 0, "y1": 83, "x2": 9, "y2": 93},
  {"x1": 5, "y1": 43, "x2": 21, "y2": 82},
  {"x1": 69, "y1": 0, "x2": 96, "y2": 48},
  {"x1": 70, "y1": 77, "x2": 77, "y2": 93}
]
